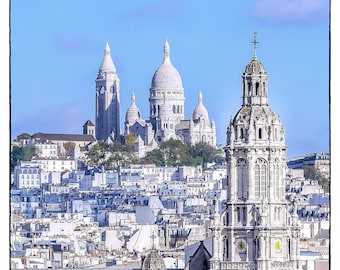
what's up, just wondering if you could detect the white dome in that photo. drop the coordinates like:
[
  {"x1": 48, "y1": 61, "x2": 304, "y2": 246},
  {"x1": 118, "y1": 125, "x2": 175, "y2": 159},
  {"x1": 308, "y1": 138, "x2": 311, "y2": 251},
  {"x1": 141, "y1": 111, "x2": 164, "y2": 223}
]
[
  {"x1": 99, "y1": 42, "x2": 116, "y2": 73},
  {"x1": 151, "y1": 40, "x2": 183, "y2": 90},
  {"x1": 125, "y1": 93, "x2": 141, "y2": 123},
  {"x1": 193, "y1": 92, "x2": 209, "y2": 121}
]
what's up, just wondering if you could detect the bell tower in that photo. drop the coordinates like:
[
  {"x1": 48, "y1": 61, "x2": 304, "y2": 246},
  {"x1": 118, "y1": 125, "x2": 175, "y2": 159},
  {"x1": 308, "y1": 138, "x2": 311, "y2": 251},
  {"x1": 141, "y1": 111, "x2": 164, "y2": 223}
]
[
  {"x1": 95, "y1": 42, "x2": 121, "y2": 141},
  {"x1": 210, "y1": 33, "x2": 301, "y2": 270}
]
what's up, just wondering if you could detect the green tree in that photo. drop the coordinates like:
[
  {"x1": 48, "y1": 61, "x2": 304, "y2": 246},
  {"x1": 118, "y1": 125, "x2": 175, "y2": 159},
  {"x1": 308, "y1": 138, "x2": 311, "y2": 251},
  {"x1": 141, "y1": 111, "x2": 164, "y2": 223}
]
[
  {"x1": 143, "y1": 140, "x2": 225, "y2": 167},
  {"x1": 85, "y1": 141, "x2": 138, "y2": 169},
  {"x1": 11, "y1": 146, "x2": 36, "y2": 171},
  {"x1": 303, "y1": 166, "x2": 323, "y2": 180},
  {"x1": 189, "y1": 143, "x2": 225, "y2": 164},
  {"x1": 124, "y1": 134, "x2": 138, "y2": 147},
  {"x1": 303, "y1": 165, "x2": 329, "y2": 193},
  {"x1": 159, "y1": 139, "x2": 188, "y2": 166},
  {"x1": 63, "y1": 142, "x2": 76, "y2": 157},
  {"x1": 144, "y1": 148, "x2": 165, "y2": 166}
]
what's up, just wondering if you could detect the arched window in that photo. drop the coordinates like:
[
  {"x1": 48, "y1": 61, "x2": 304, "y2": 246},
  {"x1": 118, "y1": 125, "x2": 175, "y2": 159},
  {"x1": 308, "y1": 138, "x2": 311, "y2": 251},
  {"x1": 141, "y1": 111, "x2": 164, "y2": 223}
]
[
  {"x1": 254, "y1": 159, "x2": 267, "y2": 198},
  {"x1": 172, "y1": 105, "x2": 176, "y2": 113},
  {"x1": 248, "y1": 82, "x2": 251, "y2": 94},
  {"x1": 255, "y1": 82, "x2": 259, "y2": 95},
  {"x1": 237, "y1": 159, "x2": 248, "y2": 199},
  {"x1": 258, "y1": 128, "x2": 262, "y2": 139},
  {"x1": 240, "y1": 128, "x2": 244, "y2": 139}
]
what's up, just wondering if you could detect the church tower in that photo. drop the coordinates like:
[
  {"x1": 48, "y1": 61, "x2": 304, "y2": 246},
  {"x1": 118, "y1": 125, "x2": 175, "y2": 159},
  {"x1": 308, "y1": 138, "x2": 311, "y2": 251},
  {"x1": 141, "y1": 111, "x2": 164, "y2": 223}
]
[
  {"x1": 95, "y1": 42, "x2": 121, "y2": 141},
  {"x1": 149, "y1": 39, "x2": 185, "y2": 143},
  {"x1": 210, "y1": 33, "x2": 301, "y2": 270}
]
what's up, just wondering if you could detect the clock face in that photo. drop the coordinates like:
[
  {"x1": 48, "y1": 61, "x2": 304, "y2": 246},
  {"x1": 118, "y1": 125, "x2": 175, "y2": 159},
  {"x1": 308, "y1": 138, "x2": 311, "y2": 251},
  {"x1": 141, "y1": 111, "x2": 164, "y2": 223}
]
[
  {"x1": 236, "y1": 239, "x2": 247, "y2": 253},
  {"x1": 275, "y1": 240, "x2": 281, "y2": 252}
]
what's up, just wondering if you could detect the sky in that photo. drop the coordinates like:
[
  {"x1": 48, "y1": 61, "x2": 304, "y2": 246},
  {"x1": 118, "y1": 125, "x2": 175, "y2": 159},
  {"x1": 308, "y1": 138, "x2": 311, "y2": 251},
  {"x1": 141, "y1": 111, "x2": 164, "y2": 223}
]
[
  {"x1": 2, "y1": 2, "x2": 338, "y2": 266},
  {"x1": 9, "y1": 0, "x2": 330, "y2": 159}
]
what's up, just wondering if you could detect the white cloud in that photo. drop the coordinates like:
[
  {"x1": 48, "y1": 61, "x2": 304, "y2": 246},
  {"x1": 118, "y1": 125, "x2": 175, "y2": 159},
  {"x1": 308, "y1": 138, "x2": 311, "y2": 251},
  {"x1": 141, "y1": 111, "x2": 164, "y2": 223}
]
[{"x1": 252, "y1": 0, "x2": 329, "y2": 23}]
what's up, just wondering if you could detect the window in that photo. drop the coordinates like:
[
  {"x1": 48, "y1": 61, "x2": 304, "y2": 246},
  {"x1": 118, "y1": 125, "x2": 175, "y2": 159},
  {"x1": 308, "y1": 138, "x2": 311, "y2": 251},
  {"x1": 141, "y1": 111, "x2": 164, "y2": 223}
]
[
  {"x1": 258, "y1": 128, "x2": 262, "y2": 139},
  {"x1": 254, "y1": 159, "x2": 267, "y2": 198},
  {"x1": 255, "y1": 82, "x2": 259, "y2": 95},
  {"x1": 237, "y1": 159, "x2": 248, "y2": 199}
]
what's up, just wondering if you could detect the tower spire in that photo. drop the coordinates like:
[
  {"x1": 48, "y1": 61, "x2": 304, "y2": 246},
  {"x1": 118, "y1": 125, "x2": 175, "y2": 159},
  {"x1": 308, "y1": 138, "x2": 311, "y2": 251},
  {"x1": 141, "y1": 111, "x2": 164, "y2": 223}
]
[
  {"x1": 105, "y1": 41, "x2": 110, "y2": 55},
  {"x1": 252, "y1": 32, "x2": 259, "y2": 60},
  {"x1": 151, "y1": 231, "x2": 156, "y2": 250},
  {"x1": 163, "y1": 38, "x2": 170, "y2": 63},
  {"x1": 131, "y1": 91, "x2": 136, "y2": 104}
]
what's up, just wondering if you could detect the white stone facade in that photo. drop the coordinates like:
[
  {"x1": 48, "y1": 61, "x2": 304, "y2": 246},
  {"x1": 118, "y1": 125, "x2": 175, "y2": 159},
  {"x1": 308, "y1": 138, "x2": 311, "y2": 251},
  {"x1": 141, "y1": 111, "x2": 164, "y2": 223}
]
[
  {"x1": 123, "y1": 40, "x2": 217, "y2": 155},
  {"x1": 95, "y1": 42, "x2": 121, "y2": 141},
  {"x1": 209, "y1": 37, "x2": 301, "y2": 270}
]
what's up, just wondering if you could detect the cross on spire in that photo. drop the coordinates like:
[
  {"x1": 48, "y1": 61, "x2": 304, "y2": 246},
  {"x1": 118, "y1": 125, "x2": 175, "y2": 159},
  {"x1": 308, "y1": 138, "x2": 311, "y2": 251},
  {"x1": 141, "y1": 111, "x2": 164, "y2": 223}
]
[
  {"x1": 252, "y1": 32, "x2": 259, "y2": 60},
  {"x1": 151, "y1": 231, "x2": 156, "y2": 250}
]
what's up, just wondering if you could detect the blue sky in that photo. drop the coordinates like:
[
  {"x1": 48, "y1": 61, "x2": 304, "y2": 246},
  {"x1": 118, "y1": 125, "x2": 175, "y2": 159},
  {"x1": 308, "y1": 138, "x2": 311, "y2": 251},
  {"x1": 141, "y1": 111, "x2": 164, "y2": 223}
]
[{"x1": 9, "y1": 0, "x2": 330, "y2": 159}]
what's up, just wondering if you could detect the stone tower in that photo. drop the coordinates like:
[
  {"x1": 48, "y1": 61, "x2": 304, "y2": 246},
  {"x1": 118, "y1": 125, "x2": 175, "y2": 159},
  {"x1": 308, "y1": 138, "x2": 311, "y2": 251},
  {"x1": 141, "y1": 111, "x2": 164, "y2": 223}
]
[
  {"x1": 95, "y1": 42, "x2": 121, "y2": 141},
  {"x1": 149, "y1": 39, "x2": 185, "y2": 143},
  {"x1": 210, "y1": 33, "x2": 301, "y2": 270}
]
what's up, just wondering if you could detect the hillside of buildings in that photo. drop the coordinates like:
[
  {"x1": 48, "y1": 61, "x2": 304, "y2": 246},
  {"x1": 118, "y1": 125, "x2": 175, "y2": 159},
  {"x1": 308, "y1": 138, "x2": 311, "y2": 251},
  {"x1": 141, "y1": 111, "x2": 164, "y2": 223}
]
[{"x1": 10, "y1": 133, "x2": 329, "y2": 270}]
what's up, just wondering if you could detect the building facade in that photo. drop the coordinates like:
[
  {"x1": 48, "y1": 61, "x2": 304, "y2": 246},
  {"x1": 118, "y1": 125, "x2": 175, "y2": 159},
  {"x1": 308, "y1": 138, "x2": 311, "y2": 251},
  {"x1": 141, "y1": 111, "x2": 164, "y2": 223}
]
[
  {"x1": 124, "y1": 39, "x2": 216, "y2": 151},
  {"x1": 209, "y1": 34, "x2": 301, "y2": 270}
]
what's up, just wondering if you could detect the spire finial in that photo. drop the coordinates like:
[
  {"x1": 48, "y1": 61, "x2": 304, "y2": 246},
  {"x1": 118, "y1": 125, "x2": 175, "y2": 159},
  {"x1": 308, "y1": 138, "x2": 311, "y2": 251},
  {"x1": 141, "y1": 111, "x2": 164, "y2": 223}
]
[
  {"x1": 164, "y1": 38, "x2": 170, "y2": 62},
  {"x1": 198, "y1": 91, "x2": 203, "y2": 104},
  {"x1": 131, "y1": 92, "x2": 135, "y2": 104},
  {"x1": 151, "y1": 231, "x2": 156, "y2": 250},
  {"x1": 252, "y1": 32, "x2": 259, "y2": 60},
  {"x1": 104, "y1": 41, "x2": 110, "y2": 55}
]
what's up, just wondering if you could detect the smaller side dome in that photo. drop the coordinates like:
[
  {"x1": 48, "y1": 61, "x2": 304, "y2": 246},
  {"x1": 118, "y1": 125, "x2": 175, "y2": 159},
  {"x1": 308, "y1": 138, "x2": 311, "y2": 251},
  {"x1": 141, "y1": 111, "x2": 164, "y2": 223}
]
[
  {"x1": 99, "y1": 42, "x2": 116, "y2": 73},
  {"x1": 125, "y1": 92, "x2": 141, "y2": 123},
  {"x1": 193, "y1": 91, "x2": 209, "y2": 121},
  {"x1": 244, "y1": 59, "x2": 266, "y2": 74}
]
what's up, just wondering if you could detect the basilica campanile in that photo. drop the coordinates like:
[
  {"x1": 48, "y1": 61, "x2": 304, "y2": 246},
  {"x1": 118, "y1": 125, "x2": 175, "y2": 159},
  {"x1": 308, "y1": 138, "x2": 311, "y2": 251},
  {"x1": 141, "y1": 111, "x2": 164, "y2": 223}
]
[
  {"x1": 209, "y1": 33, "x2": 301, "y2": 270},
  {"x1": 95, "y1": 42, "x2": 121, "y2": 141}
]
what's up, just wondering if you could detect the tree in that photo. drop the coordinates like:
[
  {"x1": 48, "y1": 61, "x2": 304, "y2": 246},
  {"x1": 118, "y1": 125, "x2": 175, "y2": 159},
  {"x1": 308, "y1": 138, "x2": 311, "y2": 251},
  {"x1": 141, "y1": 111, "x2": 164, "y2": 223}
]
[
  {"x1": 303, "y1": 165, "x2": 329, "y2": 193},
  {"x1": 144, "y1": 139, "x2": 225, "y2": 167},
  {"x1": 11, "y1": 146, "x2": 36, "y2": 171},
  {"x1": 124, "y1": 134, "x2": 138, "y2": 147},
  {"x1": 144, "y1": 149, "x2": 165, "y2": 166},
  {"x1": 303, "y1": 166, "x2": 323, "y2": 180},
  {"x1": 85, "y1": 141, "x2": 139, "y2": 169},
  {"x1": 159, "y1": 139, "x2": 188, "y2": 166},
  {"x1": 63, "y1": 142, "x2": 76, "y2": 157}
]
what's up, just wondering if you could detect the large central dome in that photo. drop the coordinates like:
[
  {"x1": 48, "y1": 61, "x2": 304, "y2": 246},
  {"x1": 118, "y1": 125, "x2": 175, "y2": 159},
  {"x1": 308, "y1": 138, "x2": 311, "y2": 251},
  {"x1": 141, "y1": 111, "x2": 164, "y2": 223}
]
[{"x1": 151, "y1": 39, "x2": 183, "y2": 90}]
